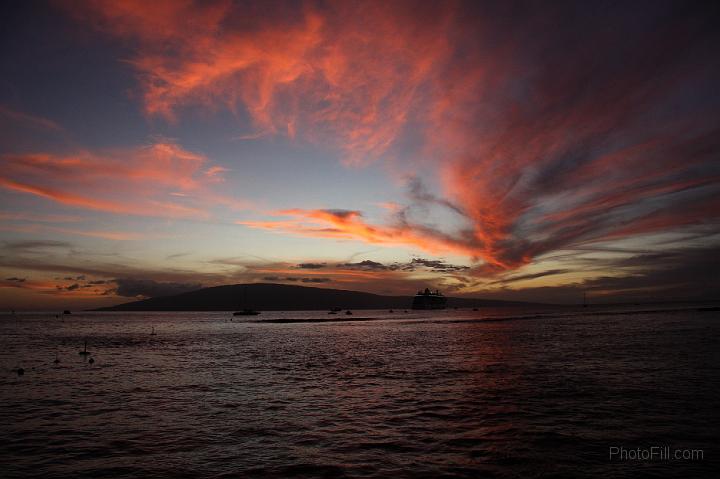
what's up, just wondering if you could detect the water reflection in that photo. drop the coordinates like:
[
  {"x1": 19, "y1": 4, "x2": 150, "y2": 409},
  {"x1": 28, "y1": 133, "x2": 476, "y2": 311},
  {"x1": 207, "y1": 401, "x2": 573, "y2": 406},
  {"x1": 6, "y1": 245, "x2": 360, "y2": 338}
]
[{"x1": 0, "y1": 308, "x2": 718, "y2": 478}]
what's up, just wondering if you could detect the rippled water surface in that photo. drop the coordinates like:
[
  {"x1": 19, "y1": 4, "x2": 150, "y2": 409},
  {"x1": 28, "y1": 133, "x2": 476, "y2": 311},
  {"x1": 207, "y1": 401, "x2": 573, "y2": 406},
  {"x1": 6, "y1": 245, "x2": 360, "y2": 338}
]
[{"x1": 1, "y1": 306, "x2": 718, "y2": 478}]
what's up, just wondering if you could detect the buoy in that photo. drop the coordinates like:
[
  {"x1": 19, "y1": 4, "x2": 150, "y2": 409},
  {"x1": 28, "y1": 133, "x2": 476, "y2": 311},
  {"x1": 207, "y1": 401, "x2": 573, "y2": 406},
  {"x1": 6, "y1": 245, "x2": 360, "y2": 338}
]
[
  {"x1": 88, "y1": 357, "x2": 95, "y2": 365},
  {"x1": 17, "y1": 368, "x2": 24, "y2": 376}
]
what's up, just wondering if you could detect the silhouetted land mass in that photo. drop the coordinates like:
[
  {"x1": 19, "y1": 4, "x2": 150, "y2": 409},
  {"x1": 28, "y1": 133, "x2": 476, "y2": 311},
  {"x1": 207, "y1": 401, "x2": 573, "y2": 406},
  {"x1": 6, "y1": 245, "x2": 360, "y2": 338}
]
[{"x1": 94, "y1": 283, "x2": 540, "y2": 311}]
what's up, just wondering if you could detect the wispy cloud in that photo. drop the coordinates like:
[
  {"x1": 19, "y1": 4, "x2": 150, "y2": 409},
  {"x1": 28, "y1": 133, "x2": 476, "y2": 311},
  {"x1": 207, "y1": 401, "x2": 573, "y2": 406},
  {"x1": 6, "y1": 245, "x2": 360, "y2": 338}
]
[
  {"x1": 68, "y1": 1, "x2": 720, "y2": 276},
  {"x1": 0, "y1": 141, "x2": 250, "y2": 219},
  {"x1": 0, "y1": 104, "x2": 64, "y2": 132},
  {"x1": 239, "y1": 208, "x2": 480, "y2": 258}
]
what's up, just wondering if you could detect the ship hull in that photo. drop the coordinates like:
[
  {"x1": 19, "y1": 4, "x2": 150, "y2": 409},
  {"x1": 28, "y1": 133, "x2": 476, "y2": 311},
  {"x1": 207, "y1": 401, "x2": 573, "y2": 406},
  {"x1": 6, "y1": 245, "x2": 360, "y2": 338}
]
[{"x1": 411, "y1": 296, "x2": 447, "y2": 310}]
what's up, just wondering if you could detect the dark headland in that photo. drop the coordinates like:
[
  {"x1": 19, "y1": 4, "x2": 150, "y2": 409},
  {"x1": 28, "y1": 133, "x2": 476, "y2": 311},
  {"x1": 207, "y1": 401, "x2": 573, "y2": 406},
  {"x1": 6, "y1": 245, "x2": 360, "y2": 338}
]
[{"x1": 94, "y1": 283, "x2": 539, "y2": 311}]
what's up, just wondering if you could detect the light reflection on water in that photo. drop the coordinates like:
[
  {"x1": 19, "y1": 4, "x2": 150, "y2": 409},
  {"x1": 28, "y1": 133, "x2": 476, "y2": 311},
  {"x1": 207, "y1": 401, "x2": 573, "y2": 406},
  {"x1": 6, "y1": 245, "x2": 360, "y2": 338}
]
[{"x1": 1, "y1": 307, "x2": 718, "y2": 478}]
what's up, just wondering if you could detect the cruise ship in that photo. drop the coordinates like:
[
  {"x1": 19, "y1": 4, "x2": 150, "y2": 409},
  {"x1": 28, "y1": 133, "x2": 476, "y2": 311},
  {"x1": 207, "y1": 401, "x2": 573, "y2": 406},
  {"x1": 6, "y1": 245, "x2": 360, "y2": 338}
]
[{"x1": 412, "y1": 288, "x2": 447, "y2": 310}]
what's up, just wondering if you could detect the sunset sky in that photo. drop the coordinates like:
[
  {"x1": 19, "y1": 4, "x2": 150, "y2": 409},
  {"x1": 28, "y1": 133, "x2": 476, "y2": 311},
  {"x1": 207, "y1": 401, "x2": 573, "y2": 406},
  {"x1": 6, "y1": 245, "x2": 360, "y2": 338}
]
[{"x1": 1, "y1": 0, "x2": 719, "y2": 309}]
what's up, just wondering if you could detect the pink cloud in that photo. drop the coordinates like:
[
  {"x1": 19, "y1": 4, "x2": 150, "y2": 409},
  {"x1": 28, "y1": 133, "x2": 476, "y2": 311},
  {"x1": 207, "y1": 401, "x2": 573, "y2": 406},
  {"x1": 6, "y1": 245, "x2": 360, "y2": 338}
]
[
  {"x1": 67, "y1": 1, "x2": 720, "y2": 273},
  {"x1": 0, "y1": 141, "x2": 249, "y2": 219}
]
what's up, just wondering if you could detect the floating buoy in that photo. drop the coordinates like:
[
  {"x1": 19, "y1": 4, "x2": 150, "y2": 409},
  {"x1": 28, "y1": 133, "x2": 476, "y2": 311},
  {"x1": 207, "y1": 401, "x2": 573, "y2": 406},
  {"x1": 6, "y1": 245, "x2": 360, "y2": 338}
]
[
  {"x1": 17, "y1": 368, "x2": 24, "y2": 376},
  {"x1": 88, "y1": 357, "x2": 95, "y2": 365}
]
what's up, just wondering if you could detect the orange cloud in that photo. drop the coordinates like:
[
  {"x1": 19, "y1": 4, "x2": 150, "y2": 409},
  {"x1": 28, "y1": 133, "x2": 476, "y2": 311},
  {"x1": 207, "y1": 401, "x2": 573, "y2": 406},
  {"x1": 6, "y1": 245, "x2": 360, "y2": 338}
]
[
  {"x1": 239, "y1": 208, "x2": 480, "y2": 258},
  {"x1": 71, "y1": 1, "x2": 452, "y2": 164},
  {"x1": 0, "y1": 141, "x2": 249, "y2": 219},
  {"x1": 68, "y1": 1, "x2": 720, "y2": 274}
]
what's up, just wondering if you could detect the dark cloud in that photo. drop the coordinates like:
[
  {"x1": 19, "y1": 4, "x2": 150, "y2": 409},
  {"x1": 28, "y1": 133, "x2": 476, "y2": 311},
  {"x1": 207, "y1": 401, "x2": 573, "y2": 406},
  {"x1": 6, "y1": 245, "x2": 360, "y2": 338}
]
[
  {"x1": 297, "y1": 263, "x2": 326, "y2": 269},
  {"x1": 113, "y1": 278, "x2": 203, "y2": 298},
  {"x1": 338, "y1": 260, "x2": 390, "y2": 270},
  {"x1": 337, "y1": 258, "x2": 468, "y2": 273},
  {"x1": 408, "y1": 258, "x2": 469, "y2": 272},
  {"x1": 322, "y1": 209, "x2": 360, "y2": 219},
  {"x1": 0, "y1": 255, "x2": 228, "y2": 286},
  {"x1": 487, "y1": 269, "x2": 572, "y2": 286},
  {"x1": 405, "y1": 176, "x2": 466, "y2": 217},
  {"x1": 477, "y1": 245, "x2": 720, "y2": 303},
  {"x1": 2, "y1": 240, "x2": 72, "y2": 251}
]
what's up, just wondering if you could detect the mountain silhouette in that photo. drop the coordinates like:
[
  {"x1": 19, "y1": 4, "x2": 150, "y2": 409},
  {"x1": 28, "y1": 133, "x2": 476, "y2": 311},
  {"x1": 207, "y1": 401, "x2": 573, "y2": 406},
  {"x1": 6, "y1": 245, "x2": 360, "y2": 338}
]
[{"x1": 95, "y1": 283, "x2": 539, "y2": 311}]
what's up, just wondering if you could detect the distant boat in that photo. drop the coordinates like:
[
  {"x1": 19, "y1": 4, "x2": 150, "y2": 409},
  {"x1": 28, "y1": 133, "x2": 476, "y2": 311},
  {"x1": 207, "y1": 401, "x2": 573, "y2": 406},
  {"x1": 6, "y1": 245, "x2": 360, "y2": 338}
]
[
  {"x1": 78, "y1": 339, "x2": 90, "y2": 356},
  {"x1": 233, "y1": 287, "x2": 260, "y2": 316},
  {"x1": 63, "y1": 310, "x2": 71, "y2": 315},
  {"x1": 412, "y1": 288, "x2": 447, "y2": 310},
  {"x1": 345, "y1": 310, "x2": 353, "y2": 315}
]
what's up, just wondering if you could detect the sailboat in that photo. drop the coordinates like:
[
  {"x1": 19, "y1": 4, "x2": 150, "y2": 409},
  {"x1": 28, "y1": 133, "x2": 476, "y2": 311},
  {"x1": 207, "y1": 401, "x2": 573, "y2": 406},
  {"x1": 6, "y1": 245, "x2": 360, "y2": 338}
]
[{"x1": 233, "y1": 286, "x2": 260, "y2": 316}]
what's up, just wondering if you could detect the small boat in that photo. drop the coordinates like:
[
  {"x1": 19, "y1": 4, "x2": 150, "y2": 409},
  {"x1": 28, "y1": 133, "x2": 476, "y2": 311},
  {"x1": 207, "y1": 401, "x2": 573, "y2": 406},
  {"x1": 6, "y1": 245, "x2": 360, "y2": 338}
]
[
  {"x1": 345, "y1": 310, "x2": 353, "y2": 315},
  {"x1": 233, "y1": 286, "x2": 260, "y2": 316},
  {"x1": 78, "y1": 340, "x2": 90, "y2": 356},
  {"x1": 63, "y1": 310, "x2": 71, "y2": 315}
]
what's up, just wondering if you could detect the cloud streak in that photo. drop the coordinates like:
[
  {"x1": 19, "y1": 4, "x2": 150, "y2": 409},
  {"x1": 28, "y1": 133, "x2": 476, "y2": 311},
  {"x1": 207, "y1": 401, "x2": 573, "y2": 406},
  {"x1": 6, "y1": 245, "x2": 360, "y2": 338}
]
[
  {"x1": 69, "y1": 1, "x2": 720, "y2": 274},
  {"x1": 0, "y1": 141, "x2": 250, "y2": 219},
  {"x1": 239, "y1": 208, "x2": 480, "y2": 258}
]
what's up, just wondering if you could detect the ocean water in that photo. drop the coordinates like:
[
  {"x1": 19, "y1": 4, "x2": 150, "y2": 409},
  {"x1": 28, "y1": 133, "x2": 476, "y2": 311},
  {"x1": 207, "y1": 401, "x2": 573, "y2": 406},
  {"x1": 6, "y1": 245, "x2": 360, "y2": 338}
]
[{"x1": 1, "y1": 305, "x2": 718, "y2": 478}]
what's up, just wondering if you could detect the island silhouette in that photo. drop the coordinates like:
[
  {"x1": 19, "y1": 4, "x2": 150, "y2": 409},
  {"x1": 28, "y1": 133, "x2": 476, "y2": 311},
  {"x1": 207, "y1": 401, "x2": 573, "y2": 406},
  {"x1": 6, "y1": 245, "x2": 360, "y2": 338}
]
[{"x1": 95, "y1": 283, "x2": 540, "y2": 311}]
